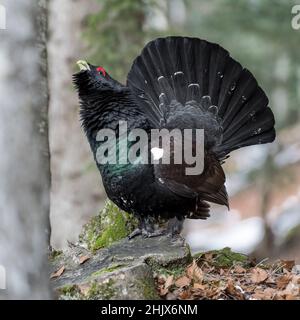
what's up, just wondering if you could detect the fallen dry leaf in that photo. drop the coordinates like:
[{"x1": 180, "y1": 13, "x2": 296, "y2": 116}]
[
  {"x1": 205, "y1": 287, "x2": 220, "y2": 299},
  {"x1": 226, "y1": 280, "x2": 236, "y2": 295},
  {"x1": 50, "y1": 266, "x2": 65, "y2": 279},
  {"x1": 159, "y1": 287, "x2": 169, "y2": 296},
  {"x1": 293, "y1": 275, "x2": 300, "y2": 284},
  {"x1": 175, "y1": 276, "x2": 191, "y2": 288},
  {"x1": 266, "y1": 277, "x2": 276, "y2": 284},
  {"x1": 79, "y1": 255, "x2": 90, "y2": 264},
  {"x1": 285, "y1": 294, "x2": 297, "y2": 300},
  {"x1": 156, "y1": 254, "x2": 300, "y2": 300},
  {"x1": 226, "y1": 280, "x2": 244, "y2": 299},
  {"x1": 252, "y1": 287, "x2": 277, "y2": 300},
  {"x1": 234, "y1": 265, "x2": 246, "y2": 274},
  {"x1": 281, "y1": 260, "x2": 295, "y2": 272},
  {"x1": 282, "y1": 281, "x2": 299, "y2": 297},
  {"x1": 164, "y1": 275, "x2": 174, "y2": 290},
  {"x1": 262, "y1": 288, "x2": 276, "y2": 300},
  {"x1": 250, "y1": 267, "x2": 268, "y2": 284},
  {"x1": 252, "y1": 290, "x2": 267, "y2": 300},
  {"x1": 179, "y1": 289, "x2": 191, "y2": 299},
  {"x1": 193, "y1": 283, "x2": 206, "y2": 290},
  {"x1": 186, "y1": 260, "x2": 203, "y2": 282},
  {"x1": 276, "y1": 275, "x2": 291, "y2": 290}
]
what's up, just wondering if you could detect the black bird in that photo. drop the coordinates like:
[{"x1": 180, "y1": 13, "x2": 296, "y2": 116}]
[{"x1": 73, "y1": 36, "x2": 275, "y2": 238}]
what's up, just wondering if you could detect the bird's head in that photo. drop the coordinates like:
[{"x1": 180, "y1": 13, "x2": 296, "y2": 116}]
[{"x1": 73, "y1": 60, "x2": 122, "y2": 96}]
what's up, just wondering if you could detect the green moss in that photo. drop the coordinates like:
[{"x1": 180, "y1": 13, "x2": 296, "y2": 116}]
[
  {"x1": 145, "y1": 243, "x2": 192, "y2": 275},
  {"x1": 194, "y1": 247, "x2": 249, "y2": 268},
  {"x1": 86, "y1": 279, "x2": 116, "y2": 300},
  {"x1": 136, "y1": 278, "x2": 160, "y2": 300},
  {"x1": 91, "y1": 263, "x2": 127, "y2": 278},
  {"x1": 154, "y1": 265, "x2": 186, "y2": 278},
  {"x1": 49, "y1": 249, "x2": 63, "y2": 261},
  {"x1": 58, "y1": 279, "x2": 117, "y2": 300},
  {"x1": 80, "y1": 199, "x2": 138, "y2": 251},
  {"x1": 58, "y1": 284, "x2": 82, "y2": 300}
]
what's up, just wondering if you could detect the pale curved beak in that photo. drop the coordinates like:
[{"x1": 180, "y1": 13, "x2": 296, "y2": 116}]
[{"x1": 76, "y1": 60, "x2": 90, "y2": 71}]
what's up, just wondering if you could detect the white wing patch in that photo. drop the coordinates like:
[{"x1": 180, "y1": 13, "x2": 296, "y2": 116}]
[{"x1": 151, "y1": 147, "x2": 164, "y2": 160}]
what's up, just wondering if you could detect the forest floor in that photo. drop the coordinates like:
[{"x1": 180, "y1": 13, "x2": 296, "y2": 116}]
[
  {"x1": 50, "y1": 201, "x2": 300, "y2": 300},
  {"x1": 155, "y1": 249, "x2": 300, "y2": 300}
]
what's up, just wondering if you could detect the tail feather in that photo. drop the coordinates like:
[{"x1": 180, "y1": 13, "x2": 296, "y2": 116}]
[
  {"x1": 216, "y1": 128, "x2": 276, "y2": 156},
  {"x1": 173, "y1": 71, "x2": 187, "y2": 104},
  {"x1": 127, "y1": 36, "x2": 276, "y2": 157},
  {"x1": 222, "y1": 87, "x2": 269, "y2": 141},
  {"x1": 217, "y1": 57, "x2": 243, "y2": 117},
  {"x1": 222, "y1": 70, "x2": 257, "y2": 130},
  {"x1": 208, "y1": 44, "x2": 229, "y2": 104},
  {"x1": 222, "y1": 108, "x2": 275, "y2": 147},
  {"x1": 197, "y1": 40, "x2": 211, "y2": 96}
]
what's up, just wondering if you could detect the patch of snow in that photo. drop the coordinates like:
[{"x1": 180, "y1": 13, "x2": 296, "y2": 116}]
[{"x1": 186, "y1": 217, "x2": 265, "y2": 254}]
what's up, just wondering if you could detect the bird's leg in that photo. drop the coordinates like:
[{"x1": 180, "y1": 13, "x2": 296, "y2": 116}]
[
  {"x1": 167, "y1": 216, "x2": 184, "y2": 238},
  {"x1": 127, "y1": 215, "x2": 145, "y2": 240},
  {"x1": 141, "y1": 216, "x2": 166, "y2": 238},
  {"x1": 128, "y1": 215, "x2": 157, "y2": 240},
  {"x1": 128, "y1": 216, "x2": 166, "y2": 239}
]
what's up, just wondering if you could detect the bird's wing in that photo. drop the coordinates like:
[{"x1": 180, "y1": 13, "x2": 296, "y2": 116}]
[{"x1": 154, "y1": 147, "x2": 228, "y2": 206}]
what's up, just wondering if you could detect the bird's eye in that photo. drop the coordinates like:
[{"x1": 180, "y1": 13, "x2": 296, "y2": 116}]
[{"x1": 96, "y1": 66, "x2": 106, "y2": 77}]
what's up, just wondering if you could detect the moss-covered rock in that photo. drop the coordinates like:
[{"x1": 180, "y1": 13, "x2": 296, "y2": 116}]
[
  {"x1": 194, "y1": 247, "x2": 250, "y2": 268},
  {"x1": 57, "y1": 284, "x2": 82, "y2": 300},
  {"x1": 90, "y1": 264, "x2": 127, "y2": 278},
  {"x1": 49, "y1": 249, "x2": 63, "y2": 262},
  {"x1": 79, "y1": 199, "x2": 138, "y2": 251},
  {"x1": 57, "y1": 280, "x2": 117, "y2": 300},
  {"x1": 51, "y1": 234, "x2": 191, "y2": 300},
  {"x1": 86, "y1": 279, "x2": 116, "y2": 300},
  {"x1": 52, "y1": 202, "x2": 256, "y2": 300},
  {"x1": 136, "y1": 277, "x2": 160, "y2": 300}
]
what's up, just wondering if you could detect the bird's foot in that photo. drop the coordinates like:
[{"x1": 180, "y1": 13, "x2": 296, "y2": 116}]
[
  {"x1": 128, "y1": 216, "x2": 167, "y2": 240},
  {"x1": 127, "y1": 228, "x2": 142, "y2": 240},
  {"x1": 142, "y1": 229, "x2": 166, "y2": 238},
  {"x1": 128, "y1": 227, "x2": 165, "y2": 240}
]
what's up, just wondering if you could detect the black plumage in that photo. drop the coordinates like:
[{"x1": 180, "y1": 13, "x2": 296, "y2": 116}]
[{"x1": 73, "y1": 36, "x2": 275, "y2": 237}]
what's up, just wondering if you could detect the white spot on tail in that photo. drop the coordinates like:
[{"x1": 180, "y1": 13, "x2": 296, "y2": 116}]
[
  {"x1": 188, "y1": 83, "x2": 200, "y2": 88},
  {"x1": 174, "y1": 71, "x2": 184, "y2": 76}
]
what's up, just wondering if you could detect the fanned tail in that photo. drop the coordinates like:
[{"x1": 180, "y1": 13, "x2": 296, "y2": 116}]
[{"x1": 127, "y1": 36, "x2": 275, "y2": 158}]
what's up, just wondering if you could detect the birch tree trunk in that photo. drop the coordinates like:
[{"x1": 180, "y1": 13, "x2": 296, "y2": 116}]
[{"x1": 0, "y1": 0, "x2": 51, "y2": 299}]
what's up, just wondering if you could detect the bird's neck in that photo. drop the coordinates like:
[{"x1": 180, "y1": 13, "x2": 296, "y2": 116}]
[{"x1": 80, "y1": 88, "x2": 135, "y2": 136}]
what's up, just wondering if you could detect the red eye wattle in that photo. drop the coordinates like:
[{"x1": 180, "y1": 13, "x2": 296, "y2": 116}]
[{"x1": 96, "y1": 66, "x2": 106, "y2": 77}]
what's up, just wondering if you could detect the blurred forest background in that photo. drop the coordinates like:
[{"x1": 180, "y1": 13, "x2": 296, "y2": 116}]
[{"x1": 49, "y1": 0, "x2": 300, "y2": 263}]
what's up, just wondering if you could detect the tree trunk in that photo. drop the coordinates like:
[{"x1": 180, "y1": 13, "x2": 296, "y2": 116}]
[
  {"x1": 0, "y1": 0, "x2": 51, "y2": 299},
  {"x1": 48, "y1": 0, "x2": 106, "y2": 249}
]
